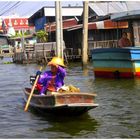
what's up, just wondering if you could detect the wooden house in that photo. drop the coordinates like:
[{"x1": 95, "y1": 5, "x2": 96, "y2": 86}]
[
  {"x1": 28, "y1": 6, "x2": 83, "y2": 58},
  {"x1": 28, "y1": 6, "x2": 83, "y2": 33},
  {"x1": 111, "y1": 9, "x2": 140, "y2": 47},
  {"x1": 28, "y1": 2, "x2": 140, "y2": 59}
]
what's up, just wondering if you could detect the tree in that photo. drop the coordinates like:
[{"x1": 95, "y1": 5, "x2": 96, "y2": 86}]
[
  {"x1": 36, "y1": 30, "x2": 48, "y2": 43},
  {"x1": 10, "y1": 30, "x2": 31, "y2": 38}
]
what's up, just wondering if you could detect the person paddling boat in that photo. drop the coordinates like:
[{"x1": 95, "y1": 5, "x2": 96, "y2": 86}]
[{"x1": 36, "y1": 56, "x2": 67, "y2": 95}]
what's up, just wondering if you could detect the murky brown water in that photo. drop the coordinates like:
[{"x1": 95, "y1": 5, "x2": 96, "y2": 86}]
[{"x1": 0, "y1": 58, "x2": 139, "y2": 138}]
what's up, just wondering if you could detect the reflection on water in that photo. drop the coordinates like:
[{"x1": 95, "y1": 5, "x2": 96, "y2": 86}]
[
  {"x1": 30, "y1": 112, "x2": 99, "y2": 138},
  {"x1": 0, "y1": 59, "x2": 140, "y2": 138}
]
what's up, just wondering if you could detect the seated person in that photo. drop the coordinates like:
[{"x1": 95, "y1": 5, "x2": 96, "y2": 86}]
[
  {"x1": 118, "y1": 32, "x2": 132, "y2": 48},
  {"x1": 36, "y1": 57, "x2": 66, "y2": 95}
]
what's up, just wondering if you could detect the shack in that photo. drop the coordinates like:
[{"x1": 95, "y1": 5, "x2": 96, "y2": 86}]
[
  {"x1": 28, "y1": 6, "x2": 83, "y2": 61},
  {"x1": 28, "y1": 6, "x2": 83, "y2": 32},
  {"x1": 11, "y1": 34, "x2": 37, "y2": 63},
  {"x1": 0, "y1": 34, "x2": 13, "y2": 54},
  {"x1": 111, "y1": 9, "x2": 140, "y2": 47},
  {"x1": 46, "y1": 1, "x2": 134, "y2": 55}
]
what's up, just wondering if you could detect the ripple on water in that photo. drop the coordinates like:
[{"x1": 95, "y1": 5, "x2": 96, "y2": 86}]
[{"x1": 0, "y1": 61, "x2": 139, "y2": 138}]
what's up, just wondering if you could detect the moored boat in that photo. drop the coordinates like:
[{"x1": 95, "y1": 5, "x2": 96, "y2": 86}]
[
  {"x1": 92, "y1": 47, "x2": 140, "y2": 78},
  {"x1": 24, "y1": 88, "x2": 98, "y2": 116}
]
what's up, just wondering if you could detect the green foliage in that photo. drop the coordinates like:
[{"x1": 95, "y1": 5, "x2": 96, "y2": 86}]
[
  {"x1": 10, "y1": 31, "x2": 31, "y2": 38},
  {"x1": 36, "y1": 30, "x2": 48, "y2": 43}
]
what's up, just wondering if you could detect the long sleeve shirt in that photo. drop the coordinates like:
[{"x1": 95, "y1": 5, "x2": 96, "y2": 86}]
[
  {"x1": 118, "y1": 38, "x2": 132, "y2": 48},
  {"x1": 37, "y1": 66, "x2": 66, "y2": 94}
]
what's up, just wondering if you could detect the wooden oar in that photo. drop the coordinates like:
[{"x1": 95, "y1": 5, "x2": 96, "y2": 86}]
[{"x1": 24, "y1": 66, "x2": 43, "y2": 112}]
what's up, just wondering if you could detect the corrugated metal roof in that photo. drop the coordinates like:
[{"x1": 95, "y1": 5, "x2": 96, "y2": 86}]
[
  {"x1": 45, "y1": 18, "x2": 78, "y2": 32},
  {"x1": 111, "y1": 10, "x2": 140, "y2": 21},
  {"x1": 89, "y1": 1, "x2": 140, "y2": 16},
  {"x1": 67, "y1": 19, "x2": 128, "y2": 31},
  {"x1": 44, "y1": 7, "x2": 83, "y2": 17}
]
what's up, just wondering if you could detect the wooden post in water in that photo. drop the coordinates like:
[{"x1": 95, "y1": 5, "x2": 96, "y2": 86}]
[
  {"x1": 21, "y1": 29, "x2": 26, "y2": 63},
  {"x1": 60, "y1": 2, "x2": 64, "y2": 59},
  {"x1": 82, "y1": 1, "x2": 89, "y2": 69},
  {"x1": 55, "y1": 1, "x2": 63, "y2": 58}
]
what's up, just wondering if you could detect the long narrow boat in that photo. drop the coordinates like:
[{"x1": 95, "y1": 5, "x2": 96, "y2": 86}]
[
  {"x1": 92, "y1": 47, "x2": 140, "y2": 78},
  {"x1": 24, "y1": 88, "x2": 98, "y2": 116}
]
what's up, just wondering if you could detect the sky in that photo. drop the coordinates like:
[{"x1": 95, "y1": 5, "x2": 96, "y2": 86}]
[{"x1": 0, "y1": 1, "x2": 83, "y2": 17}]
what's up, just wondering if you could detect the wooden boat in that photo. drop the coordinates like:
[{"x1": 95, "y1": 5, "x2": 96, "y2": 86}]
[
  {"x1": 92, "y1": 47, "x2": 140, "y2": 78},
  {"x1": 24, "y1": 88, "x2": 98, "y2": 116}
]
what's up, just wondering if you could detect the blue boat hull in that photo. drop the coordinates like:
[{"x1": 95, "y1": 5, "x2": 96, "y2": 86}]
[{"x1": 92, "y1": 47, "x2": 140, "y2": 78}]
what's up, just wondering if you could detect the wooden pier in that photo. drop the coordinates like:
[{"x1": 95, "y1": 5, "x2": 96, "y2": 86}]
[{"x1": 12, "y1": 42, "x2": 87, "y2": 64}]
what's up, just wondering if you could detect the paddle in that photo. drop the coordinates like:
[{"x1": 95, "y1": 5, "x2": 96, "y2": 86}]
[{"x1": 24, "y1": 66, "x2": 43, "y2": 112}]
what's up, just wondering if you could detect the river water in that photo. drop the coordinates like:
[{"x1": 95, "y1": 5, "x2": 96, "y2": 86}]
[{"x1": 0, "y1": 58, "x2": 139, "y2": 138}]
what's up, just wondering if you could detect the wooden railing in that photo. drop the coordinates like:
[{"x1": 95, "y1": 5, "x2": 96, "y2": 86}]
[
  {"x1": 12, "y1": 40, "x2": 119, "y2": 63},
  {"x1": 88, "y1": 40, "x2": 118, "y2": 49}
]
